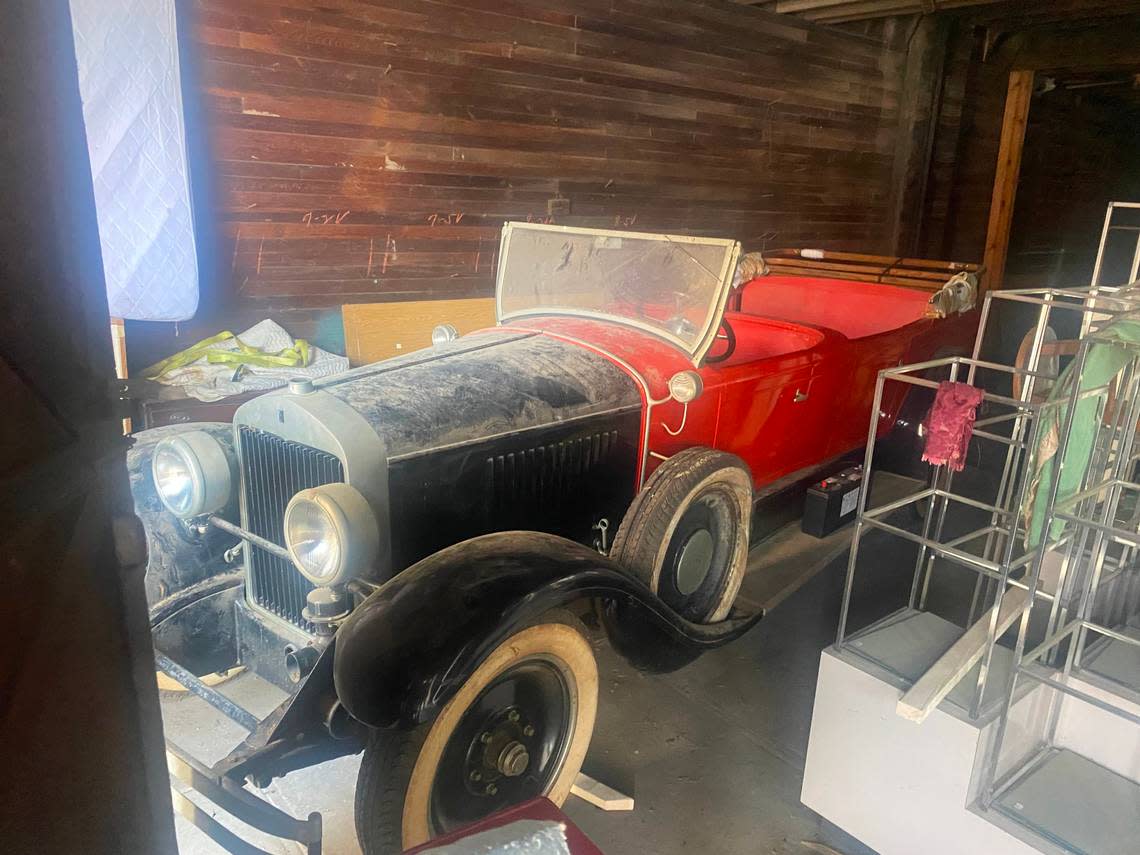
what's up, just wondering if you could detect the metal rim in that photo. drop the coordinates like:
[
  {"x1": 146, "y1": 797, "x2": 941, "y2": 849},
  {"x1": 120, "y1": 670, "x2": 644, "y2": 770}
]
[
  {"x1": 427, "y1": 654, "x2": 575, "y2": 835},
  {"x1": 658, "y1": 486, "x2": 740, "y2": 619}
]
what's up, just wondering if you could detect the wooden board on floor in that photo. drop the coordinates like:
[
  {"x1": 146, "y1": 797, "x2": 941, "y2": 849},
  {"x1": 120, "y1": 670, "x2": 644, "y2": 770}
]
[
  {"x1": 342, "y1": 298, "x2": 496, "y2": 365},
  {"x1": 571, "y1": 773, "x2": 634, "y2": 812},
  {"x1": 896, "y1": 586, "x2": 1029, "y2": 724}
]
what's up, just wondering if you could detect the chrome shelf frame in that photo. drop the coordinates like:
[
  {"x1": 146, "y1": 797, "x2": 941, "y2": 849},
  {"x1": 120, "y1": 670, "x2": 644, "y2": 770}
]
[
  {"x1": 978, "y1": 308, "x2": 1140, "y2": 847},
  {"x1": 836, "y1": 354, "x2": 1061, "y2": 720},
  {"x1": 838, "y1": 280, "x2": 1140, "y2": 724}
]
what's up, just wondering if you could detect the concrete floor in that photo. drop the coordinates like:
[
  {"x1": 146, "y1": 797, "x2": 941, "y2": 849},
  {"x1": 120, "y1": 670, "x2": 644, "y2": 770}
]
[
  {"x1": 563, "y1": 547, "x2": 874, "y2": 855},
  {"x1": 167, "y1": 527, "x2": 879, "y2": 855}
]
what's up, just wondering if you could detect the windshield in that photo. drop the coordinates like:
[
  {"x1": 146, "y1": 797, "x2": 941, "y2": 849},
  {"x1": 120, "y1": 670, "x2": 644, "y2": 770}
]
[{"x1": 496, "y1": 223, "x2": 740, "y2": 359}]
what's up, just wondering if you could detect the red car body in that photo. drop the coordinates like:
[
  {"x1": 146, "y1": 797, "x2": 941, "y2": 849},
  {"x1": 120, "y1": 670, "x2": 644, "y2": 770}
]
[{"x1": 503, "y1": 273, "x2": 977, "y2": 494}]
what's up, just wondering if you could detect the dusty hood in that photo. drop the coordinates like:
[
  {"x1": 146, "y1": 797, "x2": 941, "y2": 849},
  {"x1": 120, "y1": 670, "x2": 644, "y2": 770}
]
[{"x1": 315, "y1": 330, "x2": 641, "y2": 459}]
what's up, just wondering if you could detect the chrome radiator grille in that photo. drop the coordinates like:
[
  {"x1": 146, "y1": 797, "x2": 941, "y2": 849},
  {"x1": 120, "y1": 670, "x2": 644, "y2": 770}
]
[{"x1": 238, "y1": 426, "x2": 344, "y2": 631}]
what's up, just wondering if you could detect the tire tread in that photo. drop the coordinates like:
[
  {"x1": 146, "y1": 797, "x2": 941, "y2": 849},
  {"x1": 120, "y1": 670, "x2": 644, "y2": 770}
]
[
  {"x1": 611, "y1": 447, "x2": 751, "y2": 621},
  {"x1": 354, "y1": 725, "x2": 429, "y2": 855}
]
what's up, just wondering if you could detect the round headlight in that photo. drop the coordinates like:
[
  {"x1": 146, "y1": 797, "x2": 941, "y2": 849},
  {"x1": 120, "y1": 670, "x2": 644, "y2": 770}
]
[
  {"x1": 284, "y1": 483, "x2": 378, "y2": 587},
  {"x1": 152, "y1": 432, "x2": 233, "y2": 518},
  {"x1": 668, "y1": 370, "x2": 704, "y2": 404}
]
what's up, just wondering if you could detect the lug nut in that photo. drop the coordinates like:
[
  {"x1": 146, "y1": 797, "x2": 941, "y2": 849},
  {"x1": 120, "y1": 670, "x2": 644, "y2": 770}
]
[
  {"x1": 469, "y1": 770, "x2": 482, "y2": 782},
  {"x1": 508, "y1": 709, "x2": 520, "y2": 722},
  {"x1": 523, "y1": 725, "x2": 535, "y2": 737},
  {"x1": 480, "y1": 732, "x2": 492, "y2": 744},
  {"x1": 485, "y1": 783, "x2": 498, "y2": 796}
]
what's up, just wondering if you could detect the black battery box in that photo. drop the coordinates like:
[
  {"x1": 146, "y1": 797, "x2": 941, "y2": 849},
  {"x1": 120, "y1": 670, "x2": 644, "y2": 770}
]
[{"x1": 801, "y1": 464, "x2": 864, "y2": 538}]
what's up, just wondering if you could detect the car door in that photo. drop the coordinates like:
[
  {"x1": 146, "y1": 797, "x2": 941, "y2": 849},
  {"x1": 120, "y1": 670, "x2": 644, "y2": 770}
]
[
  {"x1": 822, "y1": 328, "x2": 914, "y2": 460},
  {"x1": 704, "y1": 352, "x2": 830, "y2": 485}
]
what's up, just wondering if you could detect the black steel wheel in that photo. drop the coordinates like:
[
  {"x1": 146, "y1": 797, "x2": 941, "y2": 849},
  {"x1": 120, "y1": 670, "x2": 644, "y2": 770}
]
[
  {"x1": 354, "y1": 619, "x2": 597, "y2": 854},
  {"x1": 610, "y1": 447, "x2": 752, "y2": 622}
]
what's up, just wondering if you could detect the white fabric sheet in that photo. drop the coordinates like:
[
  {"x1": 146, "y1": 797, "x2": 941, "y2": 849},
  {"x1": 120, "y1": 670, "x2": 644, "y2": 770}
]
[
  {"x1": 153, "y1": 320, "x2": 349, "y2": 402},
  {"x1": 69, "y1": 0, "x2": 199, "y2": 321}
]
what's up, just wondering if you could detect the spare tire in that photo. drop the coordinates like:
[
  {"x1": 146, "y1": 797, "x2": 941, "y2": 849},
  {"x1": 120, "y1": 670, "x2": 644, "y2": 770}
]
[{"x1": 611, "y1": 448, "x2": 752, "y2": 623}]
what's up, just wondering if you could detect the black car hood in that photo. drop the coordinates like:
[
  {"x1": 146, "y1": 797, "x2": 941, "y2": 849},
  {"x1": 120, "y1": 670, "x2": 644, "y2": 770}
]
[{"x1": 316, "y1": 330, "x2": 641, "y2": 458}]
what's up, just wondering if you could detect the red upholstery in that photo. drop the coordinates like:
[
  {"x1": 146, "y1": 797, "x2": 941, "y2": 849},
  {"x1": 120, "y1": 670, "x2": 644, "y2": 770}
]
[
  {"x1": 719, "y1": 312, "x2": 823, "y2": 362},
  {"x1": 739, "y1": 275, "x2": 929, "y2": 339}
]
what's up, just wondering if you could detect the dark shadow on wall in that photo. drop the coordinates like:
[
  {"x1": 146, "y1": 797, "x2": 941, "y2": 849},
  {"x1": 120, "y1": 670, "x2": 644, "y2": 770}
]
[{"x1": 1004, "y1": 74, "x2": 1140, "y2": 288}]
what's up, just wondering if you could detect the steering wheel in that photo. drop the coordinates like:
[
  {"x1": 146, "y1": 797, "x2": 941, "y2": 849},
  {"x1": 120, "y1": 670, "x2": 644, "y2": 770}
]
[{"x1": 703, "y1": 317, "x2": 737, "y2": 364}]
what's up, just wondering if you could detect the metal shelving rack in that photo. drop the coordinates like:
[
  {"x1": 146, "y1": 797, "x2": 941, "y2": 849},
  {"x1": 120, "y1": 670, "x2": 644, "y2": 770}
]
[
  {"x1": 829, "y1": 201, "x2": 1140, "y2": 853},
  {"x1": 972, "y1": 203, "x2": 1140, "y2": 853},
  {"x1": 835, "y1": 284, "x2": 1140, "y2": 722},
  {"x1": 1090, "y1": 202, "x2": 1140, "y2": 291},
  {"x1": 976, "y1": 319, "x2": 1140, "y2": 854}
]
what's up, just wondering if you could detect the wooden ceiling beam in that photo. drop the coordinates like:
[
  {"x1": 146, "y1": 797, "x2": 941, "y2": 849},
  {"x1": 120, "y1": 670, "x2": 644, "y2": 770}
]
[
  {"x1": 966, "y1": 0, "x2": 1140, "y2": 26},
  {"x1": 753, "y1": 0, "x2": 880, "y2": 13},
  {"x1": 798, "y1": 0, "x2": 1001, "y2": 23},
  {"x1": 803, "y1": 1, "x2": 928, "y2": 22},
  {"x1": 989, "y1": 21, "x2": 1140, "y2": 71},
  {"x1": 748, "y1": 0, "x2": 1140, "y2": 25}
]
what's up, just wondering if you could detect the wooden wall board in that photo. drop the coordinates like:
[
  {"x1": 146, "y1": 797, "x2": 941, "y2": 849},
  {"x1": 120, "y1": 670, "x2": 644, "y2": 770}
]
[
  {"x1": 918, "y1": 14, "x2": 1140, "y2": 281},
  {"x1": 185, "y1": 0, "x2": 912, "y2": 313},
  {"x1": 918, "y1": 24, "x2": 1007, "y2": 265},
  {"x1": 343, "y1": 297, "x2": 497, "y2": 364},
  {"x1": 1004, "y1": 83, "x2": 1140, "y2": 284}
]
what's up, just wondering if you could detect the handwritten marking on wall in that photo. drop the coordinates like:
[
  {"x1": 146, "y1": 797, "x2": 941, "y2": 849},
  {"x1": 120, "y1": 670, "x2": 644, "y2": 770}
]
[{"x1": 302, "y1": 210, "x2": 351, "y2": 225}]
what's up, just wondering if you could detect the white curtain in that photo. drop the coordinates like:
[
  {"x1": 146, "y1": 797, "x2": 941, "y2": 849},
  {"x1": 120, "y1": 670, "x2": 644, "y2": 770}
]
[{"x1": 69, "y1": 0, "x2": 199, "y2": 321}]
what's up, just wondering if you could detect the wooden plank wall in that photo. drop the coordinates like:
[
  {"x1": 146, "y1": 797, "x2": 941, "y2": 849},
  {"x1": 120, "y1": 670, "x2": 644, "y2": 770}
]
[
  {"x1": 917, "y1": 23, "x2": 1006, "y2": 265},
  {"x1": 917, "y1": 12, "x2": 1140, "y2": 278},
  {"x1": 189, "y1": 0, "x2": 907, "y2": 312}
]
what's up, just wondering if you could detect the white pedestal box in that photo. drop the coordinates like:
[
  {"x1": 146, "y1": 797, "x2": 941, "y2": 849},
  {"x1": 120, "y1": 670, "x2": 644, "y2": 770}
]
[{"x1": 801, "y1": 646, "x2": 1041, "y2": 855}]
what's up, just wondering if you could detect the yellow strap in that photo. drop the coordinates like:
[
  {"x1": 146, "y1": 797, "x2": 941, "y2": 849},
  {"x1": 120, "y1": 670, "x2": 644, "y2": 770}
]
[
  {"x1": 143, "y1": 331, "x2": 235, "y2": 380},
  {"x1": 143, "y1": 332, "x2": 313, "y2": 379},
  {"x1": 206, "y1": 338, "x2": 312, "y2": 369}
]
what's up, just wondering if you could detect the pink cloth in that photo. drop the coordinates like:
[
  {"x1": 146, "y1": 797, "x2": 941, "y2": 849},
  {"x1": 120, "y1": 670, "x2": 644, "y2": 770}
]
[{"x1": 922, "y1": 381, "x2": 984, "y2": 472}]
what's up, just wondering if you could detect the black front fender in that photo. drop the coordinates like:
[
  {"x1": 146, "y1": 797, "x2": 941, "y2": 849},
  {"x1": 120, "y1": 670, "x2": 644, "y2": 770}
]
[{"x1": 333, "y1": 531, "x2": 762, "y2": 729}]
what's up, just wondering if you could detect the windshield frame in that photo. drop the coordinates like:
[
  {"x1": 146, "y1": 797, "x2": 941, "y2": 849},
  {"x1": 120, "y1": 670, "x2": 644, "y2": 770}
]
[{"x1": 494, "y1": 222, "x2": 741, "y2": 364}]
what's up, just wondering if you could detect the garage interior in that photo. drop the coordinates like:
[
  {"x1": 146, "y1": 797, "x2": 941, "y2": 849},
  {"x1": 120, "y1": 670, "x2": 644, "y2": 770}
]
[{"x1": 4, "y1": 1, "x2": 1140, "y2": 854}]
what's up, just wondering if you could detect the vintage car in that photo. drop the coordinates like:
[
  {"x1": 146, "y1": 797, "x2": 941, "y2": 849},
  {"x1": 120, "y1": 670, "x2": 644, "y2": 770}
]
[{"x1": 134, "y1": 223, "x2": 977, "y2": 854}]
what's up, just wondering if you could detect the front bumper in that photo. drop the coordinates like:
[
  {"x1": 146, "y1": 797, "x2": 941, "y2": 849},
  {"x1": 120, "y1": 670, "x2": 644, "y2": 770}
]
[
  {"x1": 166, "y1": 740, "x2": 322, "y2": 855},
  {"x1": 157, "y1": 652, "x2": 329, "y2": 854},
  {"x1": 152, "y1": 565, "x2": 356, "y2": 854}
]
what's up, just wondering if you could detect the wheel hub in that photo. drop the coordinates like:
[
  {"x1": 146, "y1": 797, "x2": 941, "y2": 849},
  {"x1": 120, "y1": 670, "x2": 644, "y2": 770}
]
[
  {"x1": 675, "y1": 527, "x2": 714, "y2": 595},
  {"x1": 429, "y1": 657, "x2": 576, "y2": 835},
  {"x1": 462, "y1": 706, "x2": 537, "y2": 796},
  {"x1": 497, "y1": 741, "x2": 529, "y2": 777}
]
